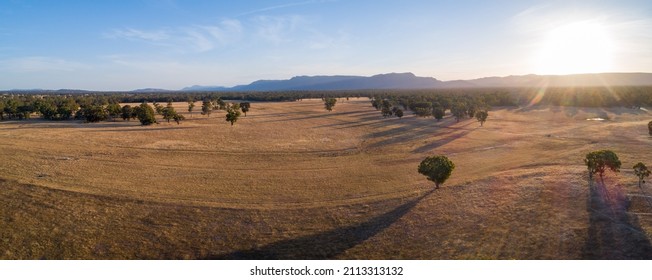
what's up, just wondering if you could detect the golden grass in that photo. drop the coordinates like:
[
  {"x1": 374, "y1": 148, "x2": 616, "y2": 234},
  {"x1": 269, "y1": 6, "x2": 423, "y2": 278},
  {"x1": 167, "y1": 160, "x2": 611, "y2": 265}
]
[{"x1": 1, "y1": 99, "x2": 651, "y2": 259}]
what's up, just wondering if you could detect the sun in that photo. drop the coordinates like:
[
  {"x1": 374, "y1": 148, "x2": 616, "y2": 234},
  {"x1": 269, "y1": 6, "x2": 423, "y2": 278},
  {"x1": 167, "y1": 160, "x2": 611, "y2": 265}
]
[{"x1": 534, "y1": 21, "x2": 614, "y2": 75}]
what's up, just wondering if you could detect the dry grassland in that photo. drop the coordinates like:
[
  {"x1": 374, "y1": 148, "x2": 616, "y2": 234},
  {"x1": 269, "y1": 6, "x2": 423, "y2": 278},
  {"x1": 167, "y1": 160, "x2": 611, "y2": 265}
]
[{"x1": 1, "y1": 98, "x2": 651, "y2": 259}]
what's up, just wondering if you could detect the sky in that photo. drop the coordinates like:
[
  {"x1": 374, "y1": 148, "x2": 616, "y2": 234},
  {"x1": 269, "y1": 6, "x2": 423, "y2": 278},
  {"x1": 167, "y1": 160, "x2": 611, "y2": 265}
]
[{"x1": 1, "y1": 0, "x2": 651, "y2": 90}]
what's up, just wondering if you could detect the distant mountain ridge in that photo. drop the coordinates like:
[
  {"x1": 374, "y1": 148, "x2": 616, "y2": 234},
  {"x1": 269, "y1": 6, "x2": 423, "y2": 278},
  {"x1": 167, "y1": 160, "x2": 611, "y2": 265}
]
[
  {"x1": 4, "y1": 72, "x2": 652, "y2": 92},
  {"x1": 186, "y1": 72, "x2": 652, "y2": 91}
]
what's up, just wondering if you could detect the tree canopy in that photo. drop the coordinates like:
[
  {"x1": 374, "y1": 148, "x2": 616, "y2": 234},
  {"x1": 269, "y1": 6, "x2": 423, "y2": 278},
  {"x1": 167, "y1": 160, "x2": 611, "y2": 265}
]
[
  {"x1": 475, "y1": 111, "x2": 488, "y2": 126},
  {"x1": 324, "y1": 98, "x2": 337, "y2": 111},
  {"x1": 584, "y1": 150, "x2": 621, "y2": 182},
  {"x1": 418, "y1": 155, "x2": 455, "y2": 189}
]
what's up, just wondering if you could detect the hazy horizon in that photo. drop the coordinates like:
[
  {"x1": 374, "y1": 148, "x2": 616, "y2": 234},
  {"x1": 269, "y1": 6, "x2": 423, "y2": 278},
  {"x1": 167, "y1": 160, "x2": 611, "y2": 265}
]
[{"x1": 1, "y1": 0, "x2": 651, "y2": 90}]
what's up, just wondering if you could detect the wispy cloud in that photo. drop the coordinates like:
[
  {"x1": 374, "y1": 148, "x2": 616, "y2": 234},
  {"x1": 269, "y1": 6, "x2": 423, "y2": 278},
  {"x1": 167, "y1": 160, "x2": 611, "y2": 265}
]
[
  {"x1": 105, "y1": 28, "x2": 170, "y2": 41},
  {"x1": 1, "y1": 57, "x2": 90, "y2": 72},
  {"x1": 236, "y1": 0, "x2": 336, "y2": 17},
  {"x1": 253, "y1": 15, "x2": 306, "y2": 45},
  {"x1": 105, "y1": 19, "x2": 244, "y2": 52}
]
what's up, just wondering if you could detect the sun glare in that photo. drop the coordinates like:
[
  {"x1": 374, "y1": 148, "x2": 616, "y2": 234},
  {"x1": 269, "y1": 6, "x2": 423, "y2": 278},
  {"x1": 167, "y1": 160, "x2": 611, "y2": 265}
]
[{"x1": 535, "y1": 21, "x2": 614, "y2": 75}]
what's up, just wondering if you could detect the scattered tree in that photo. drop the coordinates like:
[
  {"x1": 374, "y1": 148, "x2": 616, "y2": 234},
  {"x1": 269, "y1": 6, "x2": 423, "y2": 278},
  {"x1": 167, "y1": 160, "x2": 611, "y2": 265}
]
[
  {"x1": 633, "y1": 162, "x2": 650, "y2": 189},
  {"x1": 225, "y1": 103, "x2": 241, "y2": 126},
  {"x1": 106, "y1": 103, "x2": 122, "y2": 120},
  {"x1": 393, "y1": 107, "x2": 403, "y2": 118},
  {"x1": 153, "y1": 101, "x2": 164, "y2": 115},
  {"x1": 411, "y1": 102, "x2": 432, "y2": 117},
  {"x1": 80, "y1": 105, "x2": 107, "y2": 123},
  {"x1": 584, "y1": 150, "x2": 621, "y2": 183},
  {"x1": 451, "y1": 103, "x2": 467, "y2": 122},
  {"x1": 324, "y1": 98, "x2": 337, "y2": 111},
  {"x1": 121, "y1": 105, "x2": 134, "y2": 121},
  {"x1": 162, "y1": 102, "x2": 178, "y2": 123},
  {"x1": 187, "y1": 99, "x2": 195, "y2": 118},
  {"x1": 240, "y1": 102, "x2": 251, "y2": 116},
  {"x1": 173, "y1": 113, "x2": 185, "y2": 125},
  {"x1": 432, "y1": 107, "x2": 445, "y2": 121},
  {"x1": 475, "y1": 110, "x2": 488, "y2": 126},
  {"x1": 201, "y1": 100, "x2": 213, "y2": 117},
  {"x1": 418, "y1": 155, "x2": 455, "y2": 189},
  {"x1": 135, "y1": 102, "x2": 157, "y2": 125}
]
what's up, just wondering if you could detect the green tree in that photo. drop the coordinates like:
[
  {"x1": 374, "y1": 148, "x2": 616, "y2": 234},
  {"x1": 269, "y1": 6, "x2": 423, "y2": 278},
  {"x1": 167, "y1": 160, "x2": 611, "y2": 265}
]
[
  {"x1": 239, "y1": 102, "x2": 251, "y2": 116},
  {"x1": 412, "y1": 102, "x2": 432, "y2": 117},
  {"x1": 201, "y1": 100, "x2": 213, "y2": 117},
  {"x1": 584, "y1": 150, "x2": 621, "y2": 183},
  {"x1": 106, "y1": 103, "x2": 122, "y2": 120},
  {"x1": 633, "y1": 162, "x2": 651, "y2": 188},
  {"x1": 466, "y1": 105, "x2": 477, "y2": 119},
  {"x1": 162, "y1": 102, "x2": 178, "y2": 123},
  {"x1": 173, "y1": 113, "x2": 185, "y2": 125},
  {"x1": 451, "y1": 103, "x2": 467, "y2": 122},
  {"x1": 0, "y1": 99, "x2": 5, "y2": 120},
  {"x1": 226, "y1": 103, "x2": 241, "y2": 126},
  {"x1": 475, "y1": 110, "x2": 488, "y2": 126},
  {"x1": 432, "y1": 107, "x2": 445, "y2": 121},
  {"x1": 187, "y1": 99, "x2": 195, "y2": 118},
  {"x1": 81, "y1": 105, "x2": 107, "y2": 123},
  {"x1": 418, "y1": 155, "x2": 455, "y2": 189},
  {"x1": 121, "y1": 105, "x2": 134, "y2": 121},
  {"x1": 153, "y1": 102, "x2": 164, "y2": 115},
  {"x1": 324, "y1": 98, "x2": 337, "y2": 111},
  {"x1": 135, "y1": 102, "x2": 157, "y2": 125}
]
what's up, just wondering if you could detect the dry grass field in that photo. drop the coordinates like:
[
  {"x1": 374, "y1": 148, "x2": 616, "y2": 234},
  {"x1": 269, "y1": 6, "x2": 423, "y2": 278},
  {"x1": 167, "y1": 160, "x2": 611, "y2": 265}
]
[{"x1": 1, "y1": 98, "x2": 652, "y2": 259}]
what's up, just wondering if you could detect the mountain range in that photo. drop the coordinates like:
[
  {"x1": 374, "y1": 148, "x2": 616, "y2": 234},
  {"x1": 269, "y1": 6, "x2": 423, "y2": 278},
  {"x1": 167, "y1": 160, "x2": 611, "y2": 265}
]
[
  {"x1": 181, "y1": 72, "x2": 652, "y2": 91},
  {"x1": 6, "y1": 72, "x2": 652, "y2": 92}
]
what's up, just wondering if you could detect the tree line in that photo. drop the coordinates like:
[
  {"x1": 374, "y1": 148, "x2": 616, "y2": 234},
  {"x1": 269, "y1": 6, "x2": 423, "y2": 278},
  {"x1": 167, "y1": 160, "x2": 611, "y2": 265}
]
[
  {"x1": 3, "y1": 86, "x2": 650, "y2": 108},
  {"x1": 0, "y1": 94, "x2": 248, "y2": 126}
]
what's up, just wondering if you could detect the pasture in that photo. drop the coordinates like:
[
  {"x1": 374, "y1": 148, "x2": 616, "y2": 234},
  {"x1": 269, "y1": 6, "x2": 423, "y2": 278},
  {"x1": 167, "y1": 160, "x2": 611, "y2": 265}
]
[{"x1": 1, "y1": 98, "x2": 651, "y2": 259}]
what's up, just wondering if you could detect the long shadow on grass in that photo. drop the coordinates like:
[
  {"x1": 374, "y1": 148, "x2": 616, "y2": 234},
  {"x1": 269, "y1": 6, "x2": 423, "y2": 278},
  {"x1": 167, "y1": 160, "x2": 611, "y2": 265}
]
[
  {"x1": 582, "y1": 179, "x2": 652, "y2": 259},
  {"x1": 210, "y1": 189, "x2": 435, "y2": 260}
]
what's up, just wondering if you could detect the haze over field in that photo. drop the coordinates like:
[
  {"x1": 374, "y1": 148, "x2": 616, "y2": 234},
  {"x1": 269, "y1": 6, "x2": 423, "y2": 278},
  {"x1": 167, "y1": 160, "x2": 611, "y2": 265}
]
[{"x1": 1, "y1": 0, "x2": 652, "y2": 90}]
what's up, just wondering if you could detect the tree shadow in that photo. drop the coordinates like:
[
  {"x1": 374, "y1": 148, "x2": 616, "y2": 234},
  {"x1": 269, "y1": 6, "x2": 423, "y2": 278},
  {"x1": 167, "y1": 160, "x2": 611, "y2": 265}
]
[
  {"x1": 582, "y1": 178, "x2": 652, "y2": 259},
  {"x1": 209, "y1": 189, "x2": 436, "y2": 260}
]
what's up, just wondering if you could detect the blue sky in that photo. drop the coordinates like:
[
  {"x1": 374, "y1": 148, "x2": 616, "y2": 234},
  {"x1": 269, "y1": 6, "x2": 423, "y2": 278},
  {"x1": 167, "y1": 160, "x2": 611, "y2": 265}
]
[{"x1": 1, "y1": 0, "x2": 651, "y2": 90}]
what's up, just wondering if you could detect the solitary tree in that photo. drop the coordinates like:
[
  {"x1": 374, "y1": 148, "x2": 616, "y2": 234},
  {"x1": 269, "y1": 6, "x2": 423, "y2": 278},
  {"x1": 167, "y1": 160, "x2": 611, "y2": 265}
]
[
  {"x1": 324, "y1": 98, "x2": 337, "y2": 111},
  {"x1": 584, "y1": 150, "x2": 621, "y2": 183},
  {"x1": 418, "y1": 155, "x2": 455, "y2": 189},
  {"x1": 633, "y1": 162, "x2": 651, "y2": 188},
  {"x1": 475, "y1": 110, "x2": 488, "y2": 126}
]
